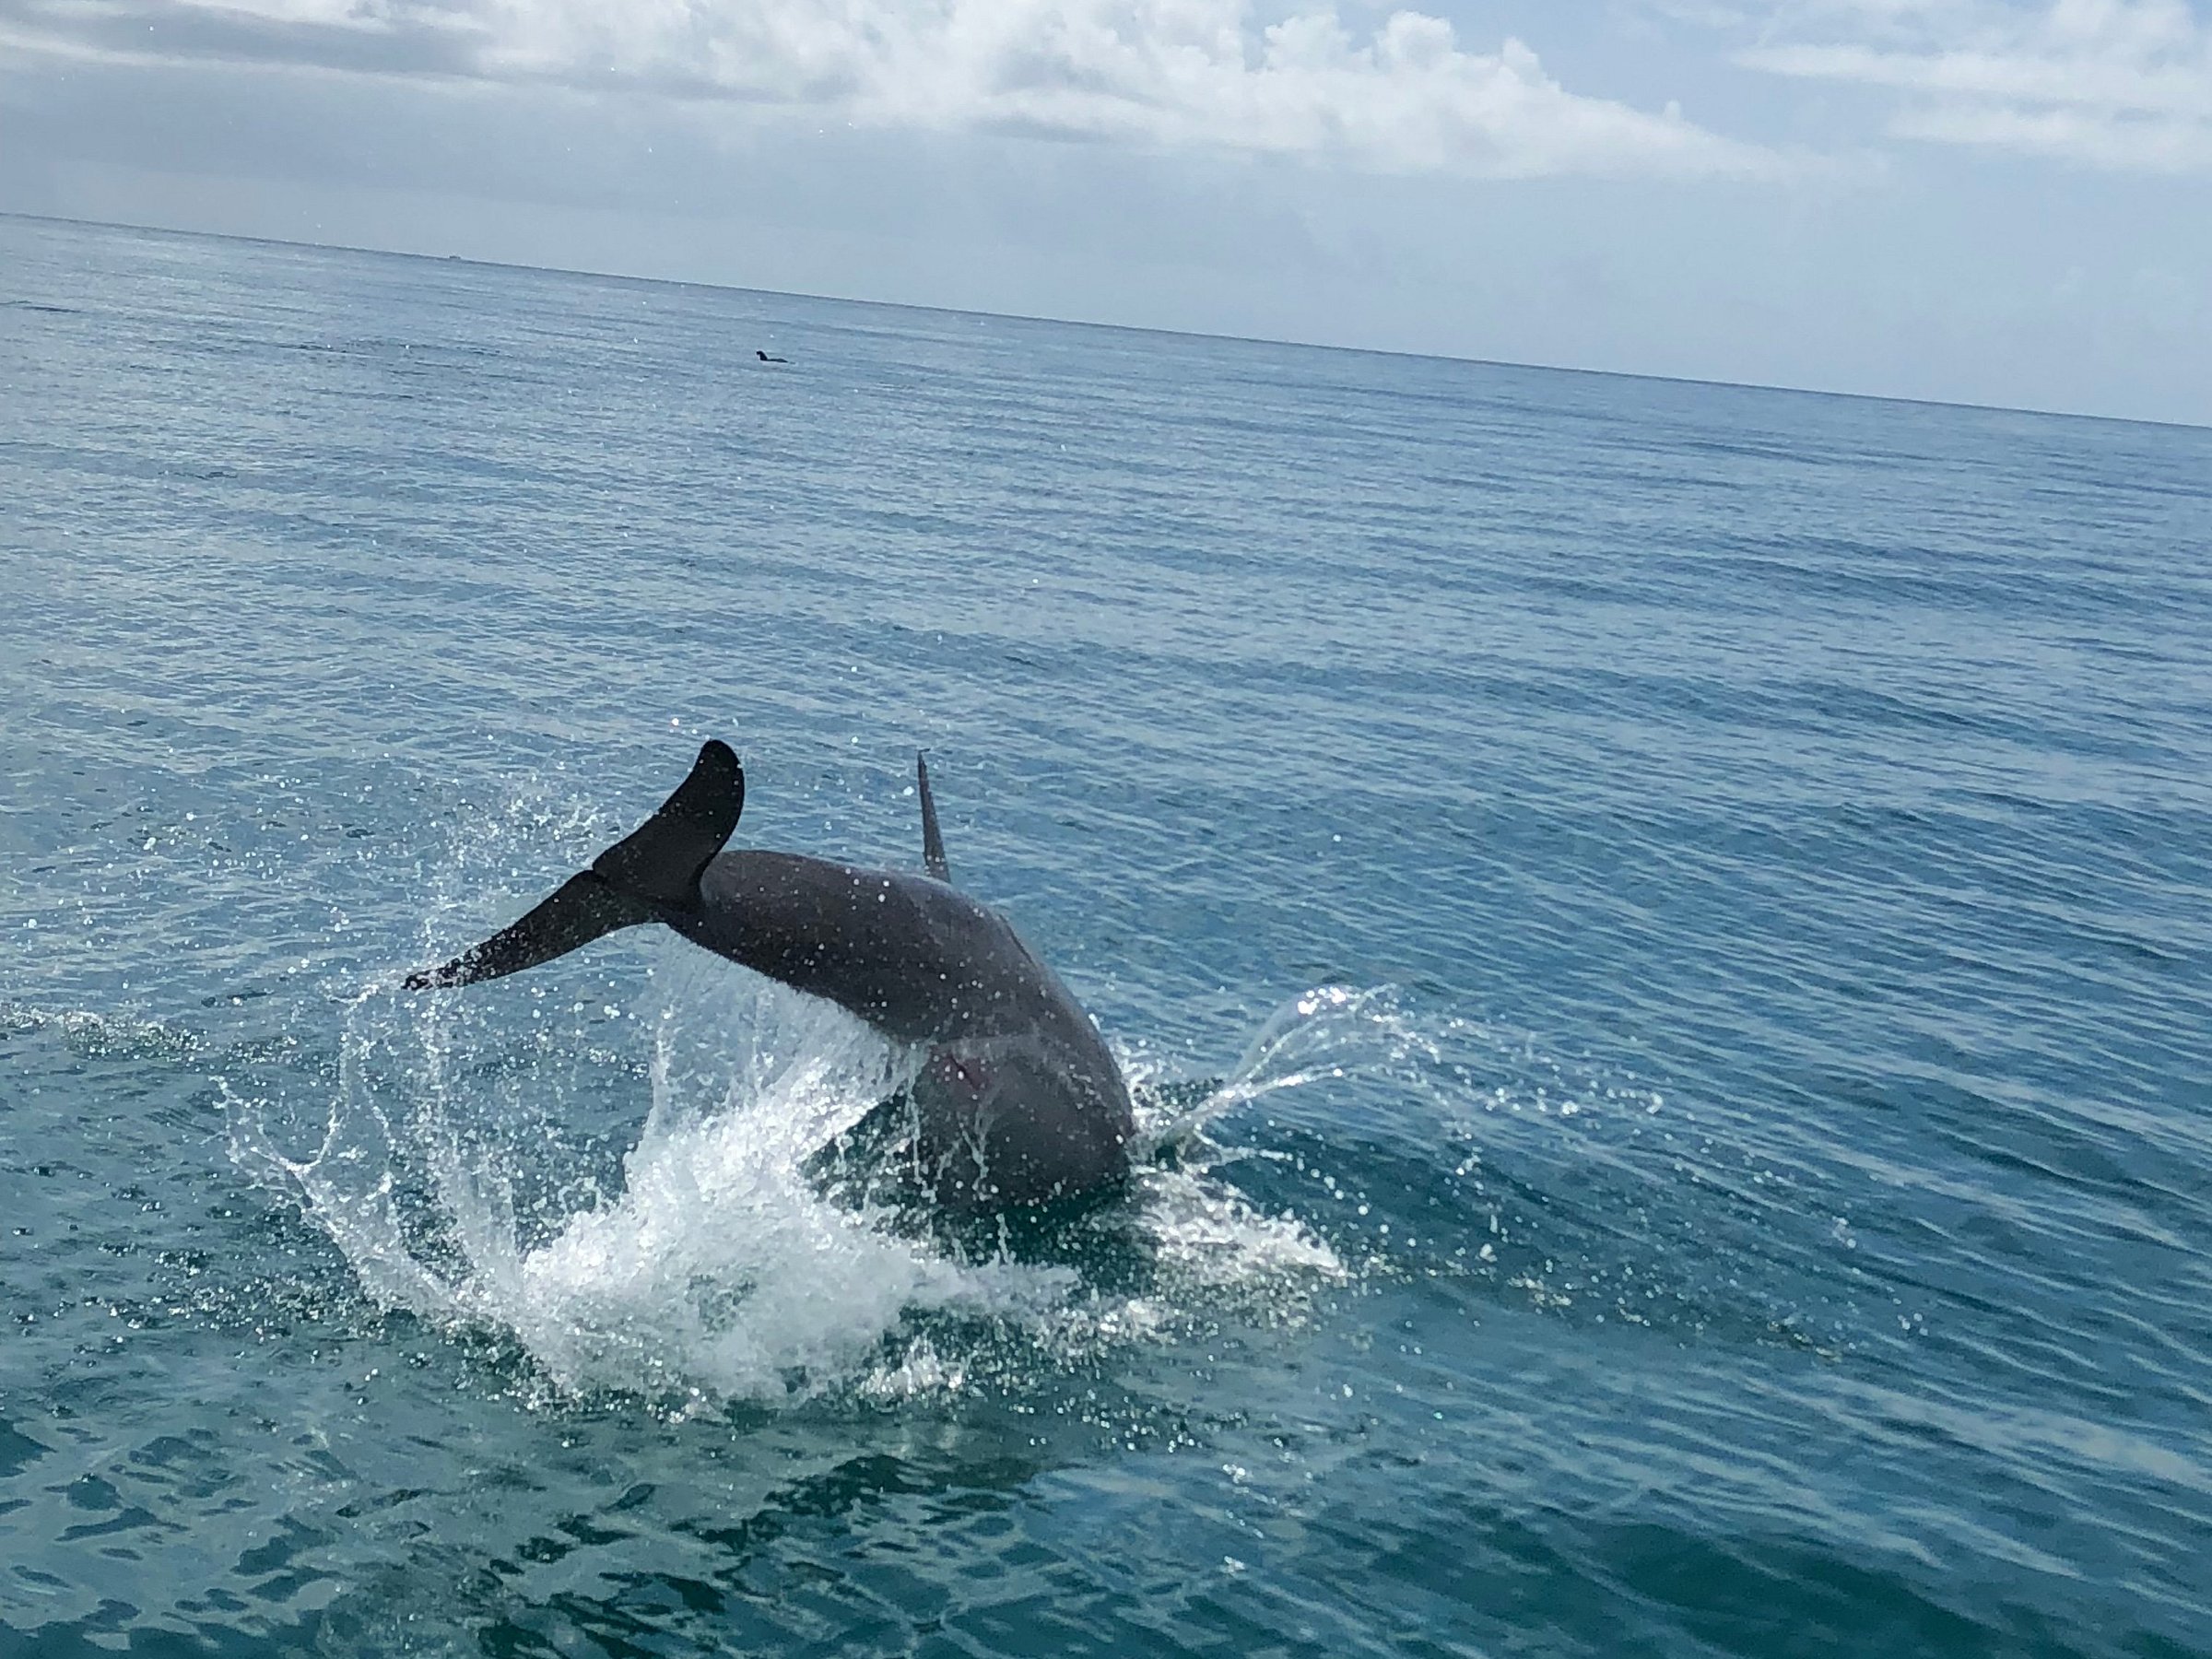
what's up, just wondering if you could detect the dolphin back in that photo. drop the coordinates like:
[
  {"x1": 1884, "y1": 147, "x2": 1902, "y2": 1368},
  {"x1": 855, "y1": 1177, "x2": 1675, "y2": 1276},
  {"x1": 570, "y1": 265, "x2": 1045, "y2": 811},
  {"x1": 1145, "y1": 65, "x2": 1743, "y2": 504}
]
[{"x1": 405, "y1": 740, "x2": 744, "y2": 989}]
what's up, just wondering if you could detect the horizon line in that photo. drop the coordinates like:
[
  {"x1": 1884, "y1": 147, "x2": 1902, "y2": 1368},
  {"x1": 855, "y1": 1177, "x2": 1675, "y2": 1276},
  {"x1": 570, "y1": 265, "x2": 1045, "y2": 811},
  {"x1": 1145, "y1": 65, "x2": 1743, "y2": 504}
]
[{"x1": 6, "y1": 207, "x2": 2206, "y2": 437}]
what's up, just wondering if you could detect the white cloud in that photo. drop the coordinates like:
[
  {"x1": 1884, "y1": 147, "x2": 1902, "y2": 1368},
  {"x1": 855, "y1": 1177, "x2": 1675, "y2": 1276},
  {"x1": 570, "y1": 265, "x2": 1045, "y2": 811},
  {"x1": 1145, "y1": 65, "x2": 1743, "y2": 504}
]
[
  {"x1": 1735, "y1": 0, "x2": 2212, "y2": 170},
  {"x1": 0, "y1": 0, "x2": 1777, "y2": 178}
]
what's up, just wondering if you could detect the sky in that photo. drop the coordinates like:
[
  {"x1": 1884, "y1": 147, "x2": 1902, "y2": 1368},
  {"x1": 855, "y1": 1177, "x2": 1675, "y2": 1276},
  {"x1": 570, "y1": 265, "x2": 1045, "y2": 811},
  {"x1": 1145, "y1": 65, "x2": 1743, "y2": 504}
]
[{"x1": 2, "y1": 0, "x2": 2209, "y2": 424}]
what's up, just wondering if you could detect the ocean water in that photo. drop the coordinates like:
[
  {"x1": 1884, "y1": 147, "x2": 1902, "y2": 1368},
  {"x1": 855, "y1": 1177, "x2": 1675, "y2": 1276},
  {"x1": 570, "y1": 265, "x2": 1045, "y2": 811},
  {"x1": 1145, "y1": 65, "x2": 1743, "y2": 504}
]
[{"x1": 3, "y1": 209, "x2": 2209, "y2": 1657}]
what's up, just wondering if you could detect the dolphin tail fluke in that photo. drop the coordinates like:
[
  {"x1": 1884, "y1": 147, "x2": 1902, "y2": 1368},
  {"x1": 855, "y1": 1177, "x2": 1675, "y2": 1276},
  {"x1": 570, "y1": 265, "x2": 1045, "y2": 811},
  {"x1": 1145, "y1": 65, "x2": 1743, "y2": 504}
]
[
  {"x1": 591, "y1": 738, "x2": 745, "y2": 908},
  {"x1": 917, "y1": 751, "x2": 949, "y2": 882},
  {"x1": 405, "y1": 740, "x2": 745, "y2": 990},
  {"x1": 404, "y1": 872, "x2": 650, "y2": 988}
]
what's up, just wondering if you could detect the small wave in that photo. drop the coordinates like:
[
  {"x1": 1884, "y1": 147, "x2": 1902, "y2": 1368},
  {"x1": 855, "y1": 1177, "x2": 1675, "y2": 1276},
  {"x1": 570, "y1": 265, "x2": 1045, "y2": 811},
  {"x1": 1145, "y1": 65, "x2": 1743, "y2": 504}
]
[{"x1": 0, "y1": 1000, "x2": 208, "y2": 1064}]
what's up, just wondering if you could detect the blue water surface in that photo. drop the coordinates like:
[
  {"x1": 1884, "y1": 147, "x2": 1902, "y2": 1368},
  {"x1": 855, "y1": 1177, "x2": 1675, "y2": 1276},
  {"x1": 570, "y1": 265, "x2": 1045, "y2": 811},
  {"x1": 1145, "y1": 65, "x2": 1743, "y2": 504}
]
[{"x1": 3, "y1": 212, "x2": 2210, "y2": 1657}]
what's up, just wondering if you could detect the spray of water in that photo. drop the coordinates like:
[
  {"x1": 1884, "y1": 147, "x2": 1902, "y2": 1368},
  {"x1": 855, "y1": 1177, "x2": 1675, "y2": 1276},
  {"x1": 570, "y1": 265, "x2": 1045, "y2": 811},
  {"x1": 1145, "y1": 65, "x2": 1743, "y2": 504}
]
[
  {"x1": 218, "y1": 961, "x2": 1440, "y2": 1408},
  {"x1": 227, "y1": 944, "x2": 1887, "y2": 1390},
  {"x1": 217, "y1": 762, "x2": 1666, "y2": 1405}
]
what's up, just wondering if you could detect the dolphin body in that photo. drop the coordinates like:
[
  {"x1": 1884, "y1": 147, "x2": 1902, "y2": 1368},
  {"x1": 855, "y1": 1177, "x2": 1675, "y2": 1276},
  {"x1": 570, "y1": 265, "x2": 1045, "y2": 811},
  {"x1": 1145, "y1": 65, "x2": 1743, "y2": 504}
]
[{"x1": 406, "y1": 741, "x2": 1134, "y2": 1206}]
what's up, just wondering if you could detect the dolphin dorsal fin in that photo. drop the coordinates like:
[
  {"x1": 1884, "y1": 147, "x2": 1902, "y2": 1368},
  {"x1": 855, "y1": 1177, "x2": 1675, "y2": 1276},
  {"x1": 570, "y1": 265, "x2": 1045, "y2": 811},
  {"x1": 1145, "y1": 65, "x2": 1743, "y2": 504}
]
[{"x1": 917, "y1": 751, "x2": 949, "y2": 882}]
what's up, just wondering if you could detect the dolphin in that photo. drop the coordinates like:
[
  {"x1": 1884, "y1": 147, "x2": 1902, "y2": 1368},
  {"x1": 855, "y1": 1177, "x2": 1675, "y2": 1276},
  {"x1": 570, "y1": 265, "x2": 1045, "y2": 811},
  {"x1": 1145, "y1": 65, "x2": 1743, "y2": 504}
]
[{"x1": 405, "y1": 741, "x2": 1135, "y2": 1206}]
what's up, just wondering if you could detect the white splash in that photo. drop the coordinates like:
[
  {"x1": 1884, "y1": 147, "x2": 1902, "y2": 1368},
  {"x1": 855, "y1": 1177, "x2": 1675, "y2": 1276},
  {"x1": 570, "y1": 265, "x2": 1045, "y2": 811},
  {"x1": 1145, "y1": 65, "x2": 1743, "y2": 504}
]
[
  {"x1": 233, "y1": 968, "x2": 1092, "y2": 1404},
  {"x1": 482, "y1": 1000, "x2": 1077, "y2": 1402},
  {"x1": 227, "y1": 789, "x2": 1376, "y2": 1410},
  {"x1": 1135, "y1": 982, "x2": 1441, "y2": 1150}
]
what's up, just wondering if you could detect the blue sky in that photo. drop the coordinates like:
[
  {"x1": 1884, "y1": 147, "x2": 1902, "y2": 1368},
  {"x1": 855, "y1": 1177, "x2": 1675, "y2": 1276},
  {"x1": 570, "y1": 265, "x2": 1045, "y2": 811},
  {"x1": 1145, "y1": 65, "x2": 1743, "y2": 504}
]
[{"x1": 3, "y1": 0, "x2": 2208, "y2": 423}]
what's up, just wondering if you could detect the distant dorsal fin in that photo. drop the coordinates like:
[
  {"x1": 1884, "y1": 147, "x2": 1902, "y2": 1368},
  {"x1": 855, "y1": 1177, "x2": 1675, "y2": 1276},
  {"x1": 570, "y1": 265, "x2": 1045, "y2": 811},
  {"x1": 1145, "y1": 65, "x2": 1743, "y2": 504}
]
[{"x1": 917, "y1": 751, "x2": 949, "y2": 882}]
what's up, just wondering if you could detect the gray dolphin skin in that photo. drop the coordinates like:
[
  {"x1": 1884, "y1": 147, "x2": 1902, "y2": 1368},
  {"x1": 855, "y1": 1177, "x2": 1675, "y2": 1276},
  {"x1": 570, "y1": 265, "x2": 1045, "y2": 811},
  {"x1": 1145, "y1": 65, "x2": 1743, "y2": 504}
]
[{"x1": 404, "y1": 741, "x2": 1135, "y2": 1206}]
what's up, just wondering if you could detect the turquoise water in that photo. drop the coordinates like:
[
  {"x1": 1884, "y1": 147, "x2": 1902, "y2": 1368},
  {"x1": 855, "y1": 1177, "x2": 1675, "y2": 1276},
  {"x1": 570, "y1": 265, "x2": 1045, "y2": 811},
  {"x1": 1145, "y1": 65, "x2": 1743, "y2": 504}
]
[{"x1": 4, "y1": 212, "x2": 2209, "y2": 1657}]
